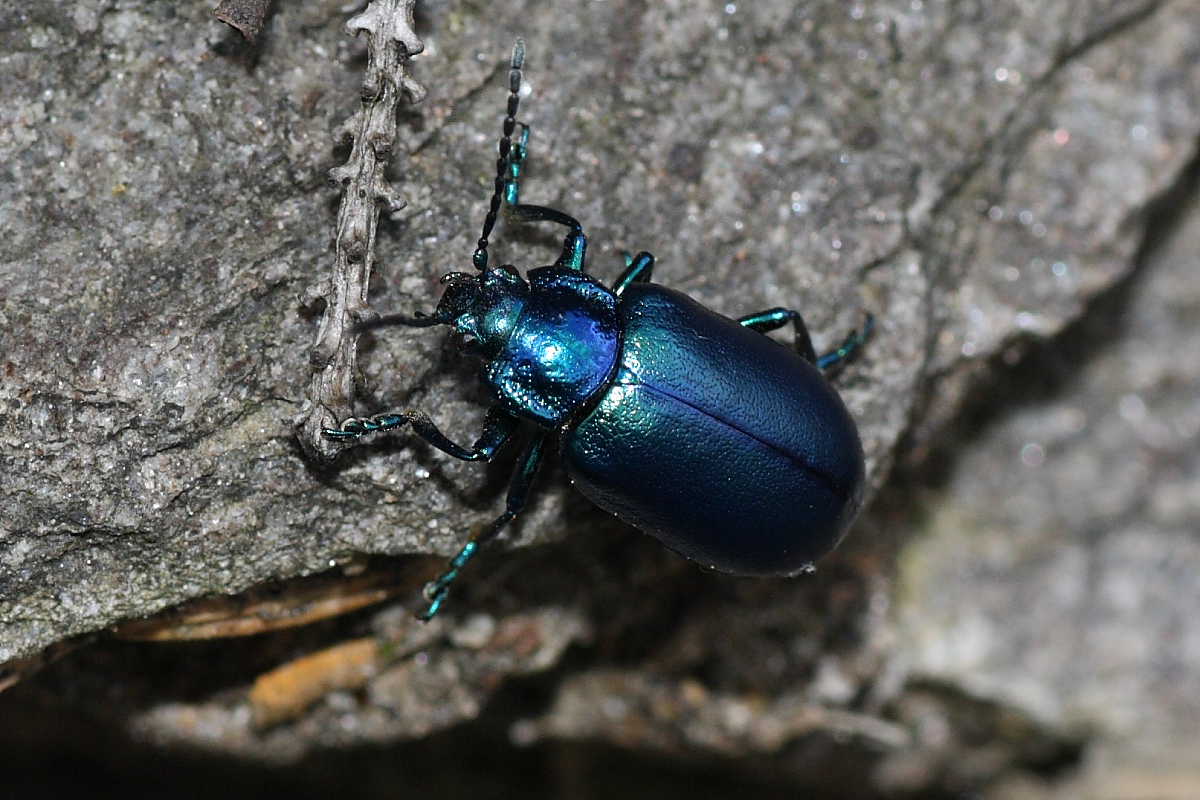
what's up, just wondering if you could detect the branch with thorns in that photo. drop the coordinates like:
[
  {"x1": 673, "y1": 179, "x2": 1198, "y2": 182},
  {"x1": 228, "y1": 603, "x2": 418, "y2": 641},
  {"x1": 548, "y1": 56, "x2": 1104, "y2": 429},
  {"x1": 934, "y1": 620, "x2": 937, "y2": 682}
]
[{"x1": 295, "y1": 0, "x2": 425, "y2": 461}]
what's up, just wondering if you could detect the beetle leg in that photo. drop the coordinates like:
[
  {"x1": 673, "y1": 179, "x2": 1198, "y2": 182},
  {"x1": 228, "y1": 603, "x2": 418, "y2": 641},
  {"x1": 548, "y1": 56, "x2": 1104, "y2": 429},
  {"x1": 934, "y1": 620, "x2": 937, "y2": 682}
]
[
  {"x1": 508, "y1": 204, "x2": 588, "y2": 271},
  {"x1": 612, "y1": 251, "x2": 655, "y2": 296},
  {"x1": 323, "y1": 405, "x2": 520, "y2": 463},
  {"x1": 418, "y1": 434, "x2": 547, "y2": 621},
  {"x1": 738, "y1": 308, "x2": 818, "y2": 364},
  {"x1": 815, "y1": 313, "x2": 874, "y2": 372}
]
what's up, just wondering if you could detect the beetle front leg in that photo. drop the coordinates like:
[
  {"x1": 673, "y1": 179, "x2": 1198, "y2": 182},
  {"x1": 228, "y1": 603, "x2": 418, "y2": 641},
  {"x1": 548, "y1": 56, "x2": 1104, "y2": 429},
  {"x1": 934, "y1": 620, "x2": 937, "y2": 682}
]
[
  {"x1": 419, "y1": 434, "x2": 547, "y2": 621},
  {"x1": 503, "y1": 123, "x2": 530, "y2": 207},
  {"x1": 507, "y1": 203, "x2": 588, "y2": 271},
  {"x1": 738, "y1": 308, "x2": 818, "y2": 364},
  {"x1": 473, "y1": 40, "x2": 527, "y2": 271},
  {"x1": 323, "y1": 405, "x2": 520, "y2": 463}
]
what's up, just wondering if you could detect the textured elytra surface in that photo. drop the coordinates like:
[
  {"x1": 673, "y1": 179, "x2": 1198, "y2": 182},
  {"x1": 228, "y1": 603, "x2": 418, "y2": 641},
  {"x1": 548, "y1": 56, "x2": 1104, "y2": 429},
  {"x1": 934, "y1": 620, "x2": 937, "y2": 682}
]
[{"x1": 2, "y1": 0, "x2": 1200, "y2": 795}]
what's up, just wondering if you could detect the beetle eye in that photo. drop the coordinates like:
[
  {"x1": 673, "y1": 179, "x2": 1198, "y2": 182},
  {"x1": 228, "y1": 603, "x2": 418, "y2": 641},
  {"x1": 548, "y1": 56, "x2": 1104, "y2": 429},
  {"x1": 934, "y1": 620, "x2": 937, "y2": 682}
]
[{"x1": 436, "y1": 275, "x2": 481, "y2": 319}]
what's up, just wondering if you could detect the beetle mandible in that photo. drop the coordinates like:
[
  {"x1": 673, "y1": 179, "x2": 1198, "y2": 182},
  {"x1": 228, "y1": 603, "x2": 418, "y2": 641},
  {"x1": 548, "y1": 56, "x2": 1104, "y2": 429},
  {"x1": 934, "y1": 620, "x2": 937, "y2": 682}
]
[{"x1": 325, "y1": 40, "x2": 872, "y2": 620}]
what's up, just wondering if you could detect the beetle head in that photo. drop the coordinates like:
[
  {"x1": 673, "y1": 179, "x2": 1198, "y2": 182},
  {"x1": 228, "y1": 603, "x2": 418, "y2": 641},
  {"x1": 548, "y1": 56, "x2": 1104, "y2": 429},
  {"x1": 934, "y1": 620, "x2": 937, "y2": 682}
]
[
  {"x1": 432, "y1": 266, "x2": 529, "y2": 357},
  {"x1": 353, "y1": 267, "x2": 529, "y2": 359}
]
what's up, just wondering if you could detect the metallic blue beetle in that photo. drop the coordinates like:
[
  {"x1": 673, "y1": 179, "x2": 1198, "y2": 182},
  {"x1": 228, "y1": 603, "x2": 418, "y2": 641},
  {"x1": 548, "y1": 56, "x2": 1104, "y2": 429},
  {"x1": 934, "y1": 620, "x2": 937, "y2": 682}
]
[{"x1": 326, "y1": 41, "x2": 871, "y2": 620}]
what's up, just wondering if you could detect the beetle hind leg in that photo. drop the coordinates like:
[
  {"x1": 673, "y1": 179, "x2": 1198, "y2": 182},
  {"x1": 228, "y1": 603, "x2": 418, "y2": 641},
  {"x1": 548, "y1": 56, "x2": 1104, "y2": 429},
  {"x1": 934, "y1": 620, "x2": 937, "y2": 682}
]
[
  {"x1": 419, "y1": 434, "x2": 547, "y2": 621},
  {"x1": 815, "y1": 314, "x2": 874, "y2": 372},
  {"x1": 739, "y1": 309, "x2": 874, "y2": 371},
  {"x1": 738, "y1": 308, "x2": 818, "y2": 364}
]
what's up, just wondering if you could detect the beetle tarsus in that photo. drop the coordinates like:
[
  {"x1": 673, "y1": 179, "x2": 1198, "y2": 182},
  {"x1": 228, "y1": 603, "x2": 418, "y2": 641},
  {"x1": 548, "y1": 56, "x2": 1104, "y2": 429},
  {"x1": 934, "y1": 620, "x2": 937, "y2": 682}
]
[{"x1": 815, "y1": 312, "x2": 875, "y2": 371}]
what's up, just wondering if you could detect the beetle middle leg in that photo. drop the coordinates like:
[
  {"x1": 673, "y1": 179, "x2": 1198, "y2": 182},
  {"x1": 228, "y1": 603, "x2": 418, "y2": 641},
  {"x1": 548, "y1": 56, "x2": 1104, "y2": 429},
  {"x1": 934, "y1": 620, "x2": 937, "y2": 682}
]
[
  {"x1": 612, "y1": 251, "x2": 655, "y2": 297},
  {"x1": 738, "y1": 308, "x2": 818, "y2": 364},
  {"x1": 419, "y1": 434, "x2": 547, "y2": 621}
]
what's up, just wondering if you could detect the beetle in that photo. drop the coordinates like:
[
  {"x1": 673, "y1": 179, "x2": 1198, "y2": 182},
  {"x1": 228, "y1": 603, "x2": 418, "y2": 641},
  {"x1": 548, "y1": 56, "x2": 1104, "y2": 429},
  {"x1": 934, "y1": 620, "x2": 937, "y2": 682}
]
[{"x1": 325, "y1": 40, "x2": 872, "y2": 620}]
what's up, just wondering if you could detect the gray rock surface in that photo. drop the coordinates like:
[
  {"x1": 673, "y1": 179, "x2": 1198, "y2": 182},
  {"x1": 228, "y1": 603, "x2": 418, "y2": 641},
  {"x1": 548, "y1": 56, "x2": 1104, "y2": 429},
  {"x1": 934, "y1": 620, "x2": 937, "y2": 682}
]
[
  {"x1": 893, "y1": 159, "x2": 1200, "y2": 797},
  {"x1": 1, "y1": 0, "x2": 1198, "y2": 796}
]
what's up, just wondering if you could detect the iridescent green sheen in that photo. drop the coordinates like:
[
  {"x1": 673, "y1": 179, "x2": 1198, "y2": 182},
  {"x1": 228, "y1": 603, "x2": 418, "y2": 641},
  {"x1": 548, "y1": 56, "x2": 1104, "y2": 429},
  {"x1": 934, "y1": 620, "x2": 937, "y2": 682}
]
[{"x1": 563, "y1": 284, "x2": 865, "y2": 576}]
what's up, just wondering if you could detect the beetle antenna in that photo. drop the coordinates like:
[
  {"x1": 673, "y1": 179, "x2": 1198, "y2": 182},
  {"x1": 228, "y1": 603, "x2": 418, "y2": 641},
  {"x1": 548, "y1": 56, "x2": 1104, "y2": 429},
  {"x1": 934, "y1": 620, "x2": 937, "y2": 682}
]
[{"x1": 472, "y1": 38, "x2": 525, "y2": 272}]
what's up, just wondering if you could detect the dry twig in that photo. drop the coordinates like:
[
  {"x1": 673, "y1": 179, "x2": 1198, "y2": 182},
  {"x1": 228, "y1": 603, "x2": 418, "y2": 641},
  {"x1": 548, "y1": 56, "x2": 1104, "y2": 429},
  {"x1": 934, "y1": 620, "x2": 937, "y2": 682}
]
[{"x1": 295, "y1": 0, "x2": 425, "y2": 460}]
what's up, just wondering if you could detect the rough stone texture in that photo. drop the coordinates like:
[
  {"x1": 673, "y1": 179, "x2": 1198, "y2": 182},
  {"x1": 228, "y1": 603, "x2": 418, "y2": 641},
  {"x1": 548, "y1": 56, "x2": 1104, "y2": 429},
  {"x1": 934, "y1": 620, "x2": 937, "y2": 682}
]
[
  {"x1": 1, "y1": 0, "x2": 1198, "y2": 797},
  {"x1": 892, "y1": 160, "x2": 1200, "y2": 797}
]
